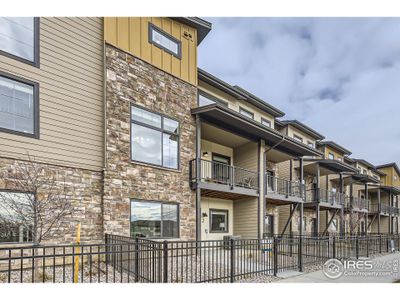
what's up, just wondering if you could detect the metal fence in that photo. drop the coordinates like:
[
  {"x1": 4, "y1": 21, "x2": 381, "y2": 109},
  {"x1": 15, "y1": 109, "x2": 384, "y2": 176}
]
[{"x1": 1, "y1": 233, "x2": 399, "y2": 283}]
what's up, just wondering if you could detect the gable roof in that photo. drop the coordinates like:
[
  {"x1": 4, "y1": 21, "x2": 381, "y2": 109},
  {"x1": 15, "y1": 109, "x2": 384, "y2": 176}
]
[
  {"x1": 171, "y1": 17, "x2": 212, "y2": 45},
  {"x1": 279, "y1": 120, "x2": 325, "y2": 140},
  {"x1": 317, "y1": 141, "x2": 352, "y2": 156},
  {"x1": 376, "y1": 162, "x2": 400, "y2": 176}
]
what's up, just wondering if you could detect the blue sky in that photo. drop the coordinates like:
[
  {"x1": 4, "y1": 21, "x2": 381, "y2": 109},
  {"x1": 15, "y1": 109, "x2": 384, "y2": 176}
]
[{"x1": 198, "y1": 18, "x2": 400, "y2": 167}]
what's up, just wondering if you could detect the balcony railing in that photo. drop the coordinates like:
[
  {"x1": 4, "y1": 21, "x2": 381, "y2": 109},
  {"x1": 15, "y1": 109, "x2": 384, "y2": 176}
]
[
  {"x1": 190, "y1": 159, "x2": 259, "y2": 191},
  {"x1": 305, "y1": 188, "x2": 345, "y2": 206},
  {"x1": 351, "y1": 197, "x2": 370, "y2": 211},
  {"x1": 391, "y1": 206, "x2": 400, "y2": 216},
  {"x1": 265, "y1": 175, "x2": 305, "y2": 199},
  {"x1": 369, "y1": 203, "x2": 398, "y2": 215}
]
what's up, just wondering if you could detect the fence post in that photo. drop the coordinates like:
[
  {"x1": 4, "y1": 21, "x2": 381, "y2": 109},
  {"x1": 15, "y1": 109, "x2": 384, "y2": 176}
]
[
  {"x1": 298, "y1": 235, "x2": 303, "y2": 272},
  {"x1": 366, "y1": 236, "x2": 369, "y2": 257},
  {"x1": 356, "y1": 236, "x2": 359, "y2": 259},
  {"x1": 230, "y1": 237, "x2": 235, "y2": 283},
  {"x1": 333, "y1": 236, "x2": 336, "y2": 259},
  {"x1": 163, "y1": 240, "x2": 168, "y2": 283},
  {"x1": 273, "y1": 236, "x2": 278, "y2": 276},
  {"x1": 386, "y1": 235, "x2": 389, "y2": 253},
  {"x1": 134, "y1": 238, "x2": 139, "y2": 282}
]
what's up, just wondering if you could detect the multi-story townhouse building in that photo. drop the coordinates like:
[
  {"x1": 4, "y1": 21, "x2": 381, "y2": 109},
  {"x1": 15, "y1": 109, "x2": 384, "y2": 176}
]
[{"x1": 0, "y1": 16, "x2": 398, "y2": 246}]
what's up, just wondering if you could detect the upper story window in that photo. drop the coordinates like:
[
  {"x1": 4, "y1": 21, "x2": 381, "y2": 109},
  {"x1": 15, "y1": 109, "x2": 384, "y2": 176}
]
[
  {"x1": 131, "y1": 105, "x2": 179, "y2": 169},
  {"x1": 307, "y1": 141, "x2": 314, "y2": 148},
  {"x1": 394, "y1": 175, "x2": 398, "y2": 181},
  {"x1": 149, "y1": 23, "x2": 181, "y2": 59},
  {"x1": 362, "y1": 169, "x2": 368, "y2": 175},
  {"x1": 293, "y1": 134, "x2": 303, "y2": 143},
  {"x1": 261, "y1": 118, "x2": 271, "y2": 128},
  {"x1": 0, "y1": 17, "x2": 39, "y2": 66},
  {"x1": 198, "y1": 90, "x2": 228, "y2": 107},
  {"x1": 130, "y1": 200, "x2": 179, "y2": 238},
  {"x1": 0, "y1": 73, "x2": 39, "y2": 138},
  {"x1": 328, "y1": 153, "x2": 334, "y2": 160},
  {"x1": 239, "y1": 107, "x2": 254, "y2": 119}
]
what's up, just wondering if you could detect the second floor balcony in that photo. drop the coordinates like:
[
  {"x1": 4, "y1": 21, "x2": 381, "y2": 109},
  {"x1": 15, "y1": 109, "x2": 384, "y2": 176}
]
[
  {"x1": 347, "y1": 196, "x2": 370, "y2": 213},
  {"x1": 369, "y1": 203, "x2": 399, "y2": 216},
  {"x1": 190, "y1": 159, "x2": 259, "y2": 198},
  {"x1": 265, "y1": 174, "x2": 305, "y2": 204},
  {"x1": 304, "y1": 188, "x2": 345, "y2": 208}
]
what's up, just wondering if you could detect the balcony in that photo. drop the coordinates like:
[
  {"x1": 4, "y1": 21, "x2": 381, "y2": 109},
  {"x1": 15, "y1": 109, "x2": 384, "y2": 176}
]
[
  {"x1": 304, "y1": 188, "x2": 344, "y2": 209},
  {"x1": 265, "y1": 175, "x2": 305, "y2": 205},
  {"x1": 190, "y1": 159, "x2": 259, "y2": 199},
  {"x1": 348, "y1": 197, "x2": 370, "y2": 213},
  {"x1": 369, "y1": 203, "x2": 397, "y2": 216},
  {"x1": 391, "y1": 206, "x2": 400, "y2": 216}
]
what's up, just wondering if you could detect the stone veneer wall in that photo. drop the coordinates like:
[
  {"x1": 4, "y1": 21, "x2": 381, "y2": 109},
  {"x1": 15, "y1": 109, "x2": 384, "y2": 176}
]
[
  {"x1": 104, "y1": 45, "x2": 197, "y2": 240},
  {"x1": 0, "y1": 157, "x2": 103, "y2": 244}
]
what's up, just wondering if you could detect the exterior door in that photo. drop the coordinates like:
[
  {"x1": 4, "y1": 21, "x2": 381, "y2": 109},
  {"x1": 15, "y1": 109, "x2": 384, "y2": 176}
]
[
  {"x1": 311, "y1": 218, "x2": 317, "y2": 237},
  {"x1": 266, "y1": 170, "x2": 274, "y2": 191},
  {"x1": 212, "y1": 154, "x2": 231, "y2": 184},
  {"x1": 264, "y1": 214, "x2": 274, "y2": 237}
]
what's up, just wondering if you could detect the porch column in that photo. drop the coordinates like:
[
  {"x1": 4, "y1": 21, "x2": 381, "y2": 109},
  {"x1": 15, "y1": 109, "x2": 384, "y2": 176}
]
[
  {"x1": 316, "y1": 163, "x2": 320, "y2": 234},
  {"x1": 258, "y1": 139, "x2": 265, "y2": 239},
  {"x1": 195, "y1": 115, "x2": 202, "y2": 241},
  {"x1": 378, "y1": 187, "x2": 381, "y2": 234},
  {"x1": 299, "y1": 157, "x2": 304, "y2": 236},
  {"x1": 389, "y1": 191, "x2": 392, "y2": 234},
  {"x1": 365, "y1": 183, "x2": 368, "y2": 236},
  {"x1": 339, "y1": 173, "x2": 344, "y2": 235}
]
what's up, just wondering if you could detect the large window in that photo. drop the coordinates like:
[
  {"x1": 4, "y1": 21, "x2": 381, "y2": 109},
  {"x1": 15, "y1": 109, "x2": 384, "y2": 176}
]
[
  {"x1": 198, "y1": 91, "x2": 228, "y2": 107},
  {"x1": 293, "y1": 134, "x2": 303, "y2": 143},
  {"x1": 0, "y1": 73, "x2": 39, "y2": 137},
  {"x1": 130, "y1": 200, "x2": 179, "y2": 238},
  {"x1": 210, "y1": 209, "x2": 228, "y2": 233},
  {"x1": 149, "y1": 23, "x2": 181, "y2": 58},
  {"x1": 0, "y1": 191, "x2": 32, "y2": 243},
  {"x1": 131, "y1": 105, "x2": 179, "y2": 169},
  {"x1": 0, "y1": 17, "x2": 39, "y2": 65}
]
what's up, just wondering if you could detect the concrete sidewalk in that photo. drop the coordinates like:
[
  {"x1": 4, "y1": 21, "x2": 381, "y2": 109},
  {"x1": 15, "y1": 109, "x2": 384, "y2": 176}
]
[{"x1": 279, "y1": 252, "x2": 400, "y2": 283}]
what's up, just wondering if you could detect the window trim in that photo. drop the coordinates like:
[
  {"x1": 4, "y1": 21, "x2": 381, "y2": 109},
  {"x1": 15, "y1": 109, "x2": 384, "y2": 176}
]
[
  {"x1": 328, "y1": 152, "x2": 335, "y2": 160},
  {"x1": 0, "y1": 71, "x2": 40, "y2": 139},
  {"x1": 239, "y1": 107, "x2": 254, "y2": 120},
  {"x1": 0, "y1": 189, "x2": 34, "y2": 244},
  {"x1": 129, "y1": 199, "x2": 180, "y2": 239},
  {"x1": 130, "y1": 104, "x2": 180, "y2": 170},
  {"x1": 261, "y1": 117, "x2": 271, "y2": 128},
  {"x1": 209, "y1": 208, "x2": 229, "y2": 233},
  {"x1": 0, "y1": 17, "x2": 40, "y2": 67},
  {"x1": 198, "y1": 90, "x2": 229, "y2": 107},
  {"x1": 148, "y1": 23, "x2": 182, "y2": 59}
]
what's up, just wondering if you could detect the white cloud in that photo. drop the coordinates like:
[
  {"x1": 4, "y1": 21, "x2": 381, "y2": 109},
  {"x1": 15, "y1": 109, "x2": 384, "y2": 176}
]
[{"x1": 199, "y1": 17, "x2": 400, "y2": 166}]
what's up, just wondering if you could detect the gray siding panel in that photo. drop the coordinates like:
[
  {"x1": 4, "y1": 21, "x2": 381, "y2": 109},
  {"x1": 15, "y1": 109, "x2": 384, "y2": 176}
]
[{"x1": 0, "y1": 17, "x2": 104, "y2": 170}]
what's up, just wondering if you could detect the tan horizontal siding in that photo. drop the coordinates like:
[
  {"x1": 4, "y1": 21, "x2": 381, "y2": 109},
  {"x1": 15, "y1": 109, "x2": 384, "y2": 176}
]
[{"x1": 0, "y1": 17, "x2": 104, "y2": 171}]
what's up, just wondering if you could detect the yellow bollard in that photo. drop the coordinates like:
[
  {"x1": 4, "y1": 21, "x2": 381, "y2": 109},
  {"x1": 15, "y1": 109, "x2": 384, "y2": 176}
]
[{"x1": 73, "y1": 223, "x2": 81, "y2": 283}]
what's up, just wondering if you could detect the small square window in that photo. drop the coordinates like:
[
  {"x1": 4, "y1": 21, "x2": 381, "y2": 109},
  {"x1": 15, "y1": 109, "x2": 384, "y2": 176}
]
[
  {"x1": 293, "y1": 134, "x2": 303, "y2": 143},
  {"x1": 239, "y1": 107, "x2": 254, "y2": 119},
  {"x1": 261, "y1": 118, "x2": 271, "y2": 127},
  {"x1": 307, "y1": 141, "x2": 314, "y2": 148},
  {"x1": 210, "y1": 209, "x2": 228, "y2": 233},
  {"x1": 149, "y1": 23, "x2": 181, "y2": 58},
  {"x1": 328, "y1": 153, "x2": 334, "y2": 160},
  {"x1": 198, "y1": 91, "x2": 228, "y2": 107}
]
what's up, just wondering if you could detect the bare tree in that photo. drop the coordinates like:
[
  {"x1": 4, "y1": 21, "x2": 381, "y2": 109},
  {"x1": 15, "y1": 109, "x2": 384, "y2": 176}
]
[{"x1": 0, "y1": 155, "x2": 76, "y2": 246}]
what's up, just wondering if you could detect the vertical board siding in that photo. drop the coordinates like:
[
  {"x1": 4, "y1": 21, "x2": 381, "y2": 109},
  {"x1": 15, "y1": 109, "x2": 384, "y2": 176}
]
[
  {"x1": 0, "y1": 17, "x2": 104, "y2": 171},
  {"x1": 104, "y1": 17, "x2": 198, "y2": 86}
]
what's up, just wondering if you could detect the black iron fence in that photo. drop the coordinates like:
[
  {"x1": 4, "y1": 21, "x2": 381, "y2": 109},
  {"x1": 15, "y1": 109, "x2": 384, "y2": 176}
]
[{"x1": 1, "y1": 233, "x2": 399, "y2": 283}]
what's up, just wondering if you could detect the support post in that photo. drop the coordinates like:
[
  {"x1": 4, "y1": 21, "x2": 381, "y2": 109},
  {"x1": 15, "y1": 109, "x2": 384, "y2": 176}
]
[
  {"x1": 273, "y1": 236, "x2": 278, "y2": 276},
  {"x1": 195, "y1": 115, "x2": 201, "y2": 242},
  {"x1": 230, "y1": 237, "x2": 235, "y2": 283},
  {"x1": 378, "y1": 188, "x2": 381, "y2": 234},
  {"x1": 339, "y1": 173, "x2": 344, "y2": 236},
  {"x1": 163, "y1": 240, "x2": 168, "y2": 283}
]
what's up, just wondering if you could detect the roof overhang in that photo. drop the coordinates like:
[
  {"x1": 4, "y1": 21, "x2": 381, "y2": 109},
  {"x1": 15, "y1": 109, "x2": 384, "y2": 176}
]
[
  {"x1": 376, "y1": 163, "x2": 400, "y2": 176},
  {"x1": 347, "y1": 173, "x2": 381, "y2": 184},
  {"x1": 170, "y1": 17, "x2": 212, "y2": 45},
  {"x1": 281, "y1": 120, "x2": 325, "y2": 140},
  {"x1": 301, "y1": 159, "x2": 358, "y2": 176},
  {"x1": 368, "y1": 185, "x2": 400, "y2": 195},
  {"x1": 318, "y1": 141, "x2": 352, "y2": 156},
  {"x1": 192, "y1": 104, "x2": 322, "y2": 158}
]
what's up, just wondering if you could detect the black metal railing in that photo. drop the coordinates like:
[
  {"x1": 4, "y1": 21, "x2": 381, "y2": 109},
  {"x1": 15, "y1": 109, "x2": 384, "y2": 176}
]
[
  {"x1": 305, "y1": 188, "x2": 345, "y2": 206},
  {"x1": 265, "y1": 175, "x2": 304, "y2": 199},
  {"x1": 1, "y1": 233, "x2": 399, "y2": 283},
  {"x1": 190, "y1": 159, "x2": 259, "y2": 191},
  {"x1": 351, "y1": 197, "x2": 370, "y2": 211}
]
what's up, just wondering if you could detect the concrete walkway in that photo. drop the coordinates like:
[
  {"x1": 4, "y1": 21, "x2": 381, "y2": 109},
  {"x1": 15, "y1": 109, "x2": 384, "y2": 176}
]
[{"x1": 279, "y1": 252, "x2": 400, "y2": 283}]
